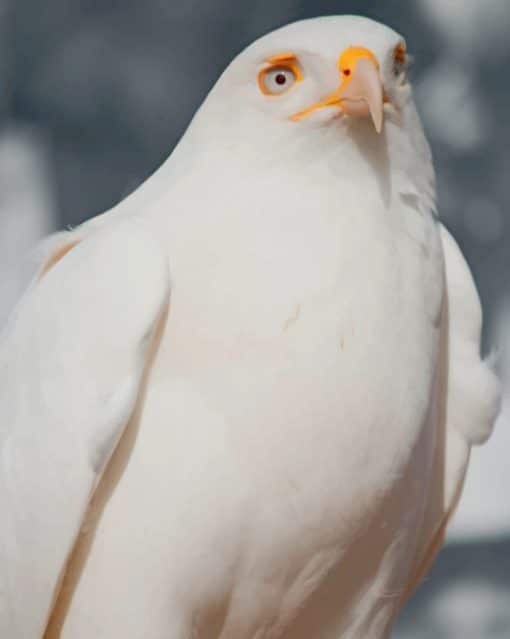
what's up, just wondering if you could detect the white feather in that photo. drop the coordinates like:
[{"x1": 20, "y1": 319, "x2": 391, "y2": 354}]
[
  {"x1": 1, "y1": 15, "x2": 499, "y2": 639},
  {"x1": 0, "y1": 218, "x2": 170, "y2": 637}
]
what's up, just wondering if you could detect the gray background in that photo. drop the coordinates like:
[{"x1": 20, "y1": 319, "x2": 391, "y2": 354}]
[{"x1": 0, "y1": 1, "x2": 509, "y2": 637}]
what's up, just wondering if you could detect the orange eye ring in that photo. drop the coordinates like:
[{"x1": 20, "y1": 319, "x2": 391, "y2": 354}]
[
  {"x1": 257, "y1": 55, "x2": 303, "y2": 96},
  {"x1": 393, "y1": 43, "x2": 408, "y2": 75}
]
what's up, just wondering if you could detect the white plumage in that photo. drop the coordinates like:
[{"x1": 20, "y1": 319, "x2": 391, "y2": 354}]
[{"x1": 0, "y1": 15, "x2": 500, "y2": 639}]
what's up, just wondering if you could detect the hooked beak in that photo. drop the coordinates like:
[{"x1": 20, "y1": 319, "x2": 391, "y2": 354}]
[
  {"x1": 290, "y1": 47, "x2": 384, "y2": 134},
  {"x1": 337, "y1": 57, "x2": 384, "y2": 133}
]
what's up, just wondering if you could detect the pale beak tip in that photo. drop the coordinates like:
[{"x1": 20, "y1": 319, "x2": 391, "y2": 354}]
[
  {"x1": 369, "y1": 95, "x2": 384, "y2": 134},
  {"x1": 339, "y1": 56, "x2": 384, "y2": 135}
]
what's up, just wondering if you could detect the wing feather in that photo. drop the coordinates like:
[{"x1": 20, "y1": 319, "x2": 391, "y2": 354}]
[
  {"x1": 0, "y1": 217, "x2": 170, "y2": 638},
  {"x1": 401, "y1": 224, "x2": 500, "y2": 602}
]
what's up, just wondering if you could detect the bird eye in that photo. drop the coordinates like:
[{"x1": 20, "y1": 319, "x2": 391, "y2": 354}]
[
  {"x1": 258, "y1": 65, "x2": 299, "y2": 96},
  {"x1": 393, "y1": 43, "x2": 408, "y2": 77}
]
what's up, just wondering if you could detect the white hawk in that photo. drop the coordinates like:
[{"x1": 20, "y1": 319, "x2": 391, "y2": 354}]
[{"x1": 0, "y1": 15, "x2": 500, "y2": 639}]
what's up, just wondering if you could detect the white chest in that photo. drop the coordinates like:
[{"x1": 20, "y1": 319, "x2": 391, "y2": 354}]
[
  {"x1": 61, "y1": 170, "x2": 445, "y2": 639},
  {"x1": 146, "y1": 173, "x2": 443, "y2": 524}
]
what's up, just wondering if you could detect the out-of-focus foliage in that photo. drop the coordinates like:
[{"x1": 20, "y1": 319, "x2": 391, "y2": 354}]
[{"x1": 1, "y1": 1, "x2": 509, "y2": 637}]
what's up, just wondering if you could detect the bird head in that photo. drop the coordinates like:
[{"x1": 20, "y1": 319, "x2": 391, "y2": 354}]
[
  {"x1": 197, "y1": 16, "x2": 416, "y2": 142},
  {"x1": 182, "y1": 15, "x2": 434, "y2": 212}
]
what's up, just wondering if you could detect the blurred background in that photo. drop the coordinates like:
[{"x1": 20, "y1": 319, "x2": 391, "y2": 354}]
[{"x1": 0, "y1": 1, "x2": 508, "y2": 636}]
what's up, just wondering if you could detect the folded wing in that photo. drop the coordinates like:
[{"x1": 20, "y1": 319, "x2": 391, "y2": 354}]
[
  {"x1": 401, "y1": 224, "x2": 501, "y2": 601},
  {"x1": 0, "y1": 217, "x2": 170, "y2": 638}
]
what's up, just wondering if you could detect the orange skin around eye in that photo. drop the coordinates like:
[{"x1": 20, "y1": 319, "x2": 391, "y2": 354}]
[
  {"x1": 394, "y1": 43, "x2": 407, "y2": 68},
  {"x1": 257, "y1": 52, "x2": 303, "y2": 96}
]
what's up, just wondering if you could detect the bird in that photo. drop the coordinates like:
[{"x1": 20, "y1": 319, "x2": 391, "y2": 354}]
[{"x1": 0, "y1": 15, "x2": 500, "y2": 639}]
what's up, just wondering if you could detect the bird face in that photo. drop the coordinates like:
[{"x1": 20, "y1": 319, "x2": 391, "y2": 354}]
[
  {"x1": 213, "y1": 16, "x2": 412, "y2": 137},
  {"x1": 259, "y1": 43, "x2": 409, "y2": 134}
]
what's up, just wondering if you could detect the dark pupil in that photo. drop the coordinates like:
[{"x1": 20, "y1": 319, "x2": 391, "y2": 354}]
[{"x1": 275, "y1": 72, "x2": 287, "y2": 85}]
